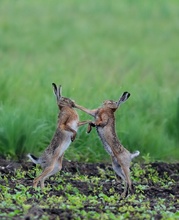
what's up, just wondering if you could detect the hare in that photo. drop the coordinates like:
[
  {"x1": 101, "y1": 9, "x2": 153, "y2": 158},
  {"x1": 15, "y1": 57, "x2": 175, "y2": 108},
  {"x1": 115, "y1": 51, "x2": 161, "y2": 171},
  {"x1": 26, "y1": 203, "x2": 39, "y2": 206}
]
[
  {"x1": 75, "y1": 92, "x2": 140, "y2": 197},
  {"x1": 27, "y1": 83, "x2": 91, "y2": 188}
]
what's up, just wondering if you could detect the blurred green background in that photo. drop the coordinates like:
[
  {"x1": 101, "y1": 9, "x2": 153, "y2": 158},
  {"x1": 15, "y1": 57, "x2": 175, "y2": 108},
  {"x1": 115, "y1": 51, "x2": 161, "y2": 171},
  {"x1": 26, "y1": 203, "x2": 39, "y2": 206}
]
[{"x1": 0, "y1": 0, "x2": 178, "y2": 162}]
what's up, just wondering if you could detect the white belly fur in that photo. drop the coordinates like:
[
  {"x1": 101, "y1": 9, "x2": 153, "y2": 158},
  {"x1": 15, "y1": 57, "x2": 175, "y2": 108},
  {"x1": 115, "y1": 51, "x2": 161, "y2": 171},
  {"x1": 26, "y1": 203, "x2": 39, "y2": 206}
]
[
  {"x1": 59, "y1": 120, "x2": 78, "y2": 157},
  {"x1": 59, "y1": 138, "x2": 71, "y2": 157},
  {"x1": 70, "y1": 120, "x2": 78, "y2": 131},
  {"x1": 97, "y1": 127, "x2": 113, "y2": 155}
]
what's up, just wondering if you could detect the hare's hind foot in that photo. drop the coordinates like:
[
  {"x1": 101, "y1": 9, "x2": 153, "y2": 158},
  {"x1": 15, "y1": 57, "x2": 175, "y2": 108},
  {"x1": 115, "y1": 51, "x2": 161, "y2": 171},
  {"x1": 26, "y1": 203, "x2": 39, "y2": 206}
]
[
  {"x1": 121, "y1": 183, "x2": 134, "y2": 198},
  {"x1": 33, "y1": 178, "x2": 40, "y2": 188},
  {"x1": 32, "y1": 173, "x2": 45, "y2": 188},
  {"x1": 121, "y1": 191, "x2": 127, "y2": 198},
  {"x1": 121, "y1": 183, "x2": 129, "y2": 198},
  {"x1": 33, "y1": 179, "x2": 45, "y2": 189},
  {"x1": 33, "y1": 175, "x2": 45, "y2": 188}
]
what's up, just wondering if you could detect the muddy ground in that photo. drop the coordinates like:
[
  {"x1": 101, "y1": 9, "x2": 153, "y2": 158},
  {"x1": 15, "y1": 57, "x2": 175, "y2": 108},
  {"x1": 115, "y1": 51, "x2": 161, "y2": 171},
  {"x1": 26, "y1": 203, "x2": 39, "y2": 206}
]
[{"x1": 0, "y1": 157, "x2": 179, "y2": 219}]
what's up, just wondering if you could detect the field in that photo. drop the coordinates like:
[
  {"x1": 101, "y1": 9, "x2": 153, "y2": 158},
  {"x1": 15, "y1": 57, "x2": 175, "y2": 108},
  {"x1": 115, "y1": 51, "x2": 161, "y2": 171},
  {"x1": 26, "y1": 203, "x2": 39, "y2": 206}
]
[
  {"x1": 0, "y1": 0, "x2": 179, "y2": 162},
  {"x1": 0, "y1": 157, "x2": 179, "y2": 219},
  {"x1": 0, "y1": 1, "x2": 179, "y2": 219}
]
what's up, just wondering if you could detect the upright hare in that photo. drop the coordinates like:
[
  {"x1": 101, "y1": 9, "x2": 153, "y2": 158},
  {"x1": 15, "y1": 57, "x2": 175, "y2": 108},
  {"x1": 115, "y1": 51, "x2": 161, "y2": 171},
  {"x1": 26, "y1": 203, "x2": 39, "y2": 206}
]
[
  {"x1": 75, "y1": 92, "x2": 140, "y2": 197},
  {"x1": 28, "y1": 83, "x2": 91, "y2": 188}
]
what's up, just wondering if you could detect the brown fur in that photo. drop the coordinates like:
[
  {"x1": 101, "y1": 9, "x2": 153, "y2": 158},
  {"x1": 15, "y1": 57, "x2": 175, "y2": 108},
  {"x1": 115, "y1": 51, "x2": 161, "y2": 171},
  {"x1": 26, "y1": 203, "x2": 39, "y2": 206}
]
[
  {"x1": 75, "y1": 92, "x2": 140, "y2": 197},
  {"x1": 28, "y1": 83, "x2": 91, "y2": 188}
]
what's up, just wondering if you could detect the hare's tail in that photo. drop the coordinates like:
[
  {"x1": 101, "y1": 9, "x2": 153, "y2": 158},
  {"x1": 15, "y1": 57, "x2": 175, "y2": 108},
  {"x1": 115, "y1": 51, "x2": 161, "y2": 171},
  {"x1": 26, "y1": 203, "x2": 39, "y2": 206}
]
[
  {"x1": 27, "y1": 153, "x2": 40, "y2": 164},
  {"x1": 131, "y1": 150, "x2": 140, "y2": 160}
]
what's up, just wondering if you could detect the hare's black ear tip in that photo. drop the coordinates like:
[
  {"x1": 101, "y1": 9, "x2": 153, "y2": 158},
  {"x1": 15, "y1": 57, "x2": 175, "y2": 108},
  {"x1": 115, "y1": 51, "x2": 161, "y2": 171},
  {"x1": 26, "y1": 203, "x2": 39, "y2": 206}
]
[
  {"x1": 123, "y1": 91, "x2": 130, "y2": 97},
  {"x1": 52, "y1": 83, "x2": 58, "y2": 89}
]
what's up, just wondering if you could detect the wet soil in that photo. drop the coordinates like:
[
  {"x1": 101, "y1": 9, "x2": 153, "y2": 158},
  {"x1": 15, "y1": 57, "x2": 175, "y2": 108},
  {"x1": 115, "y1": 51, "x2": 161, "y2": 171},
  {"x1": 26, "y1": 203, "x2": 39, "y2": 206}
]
[{"x1": 0, "y1": 157, "x2": 179, "y2": 219}]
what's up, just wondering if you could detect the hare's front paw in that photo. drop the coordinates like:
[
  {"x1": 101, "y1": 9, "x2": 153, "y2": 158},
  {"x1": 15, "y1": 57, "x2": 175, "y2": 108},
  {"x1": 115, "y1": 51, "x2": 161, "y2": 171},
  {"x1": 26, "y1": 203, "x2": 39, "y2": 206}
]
[
  {"x1": 87, "y1": 122, "x2": 95, "y2": 133},
  {"x1": 90, "y1": 122, "x2": 96, "y2": 127},
  {"x1": 71, "y1": 132, "x2": 77, "y2": 142},
  {"x1": 87, "y1": 124, "x2": 92, "y2": 133}
]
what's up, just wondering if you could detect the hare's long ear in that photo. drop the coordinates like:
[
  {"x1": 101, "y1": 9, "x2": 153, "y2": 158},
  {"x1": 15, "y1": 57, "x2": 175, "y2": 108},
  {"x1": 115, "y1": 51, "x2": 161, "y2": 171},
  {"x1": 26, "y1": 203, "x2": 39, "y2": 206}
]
[
  {"x1": 52, "y1": 83, "x2": 61, "y2": 100},
  {"x1": 58, "y1": 85, "x2": 62, "y2": 97},
  {"x1": 117, "y1": 91, "x2": 130, "y2": 107}
]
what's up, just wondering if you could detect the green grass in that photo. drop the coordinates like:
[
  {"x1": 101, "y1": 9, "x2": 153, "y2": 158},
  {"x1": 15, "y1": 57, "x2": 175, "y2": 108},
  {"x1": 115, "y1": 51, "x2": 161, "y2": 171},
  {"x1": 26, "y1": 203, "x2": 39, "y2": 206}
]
[{"x1": 0, "y1": 0, "x2": 179, "y2": 161}]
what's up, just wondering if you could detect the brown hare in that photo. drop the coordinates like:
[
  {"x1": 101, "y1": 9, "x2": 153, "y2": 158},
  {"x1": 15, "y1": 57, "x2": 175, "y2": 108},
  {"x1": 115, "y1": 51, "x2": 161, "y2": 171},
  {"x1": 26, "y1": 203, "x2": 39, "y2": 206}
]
[
  {"x1": 75, "y1": 92, "x2": 140, "y2": 197},
  {"x1": 27, "y1": 83, "x2": 91, "y2": 188}
]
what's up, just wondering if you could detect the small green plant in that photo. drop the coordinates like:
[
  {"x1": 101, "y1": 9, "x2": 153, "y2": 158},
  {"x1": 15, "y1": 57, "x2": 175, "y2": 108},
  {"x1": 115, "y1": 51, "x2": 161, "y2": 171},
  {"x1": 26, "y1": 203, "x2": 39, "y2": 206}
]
[
  {"x1": 142, "y1": 153, "x2": 152, "y2": 164},
  {"x1": 0, "y1": 159, "x2": 178, "y2": 219}
]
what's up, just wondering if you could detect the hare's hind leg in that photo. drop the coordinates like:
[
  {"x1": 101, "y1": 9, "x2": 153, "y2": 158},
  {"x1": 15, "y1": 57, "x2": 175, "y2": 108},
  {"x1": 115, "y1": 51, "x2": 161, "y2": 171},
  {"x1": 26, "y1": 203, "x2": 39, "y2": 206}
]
[
  {"x1": 33, "y1": 161, "x2": 58, "y2": 188},
  {"x1": 120, "y1": 166, "x2": 133, "y2": 197},
  {"x1": 113, "y1": 154, "x2": 133, "y2": 197},
  {"x1": 112, "y1": 157, "x2": 129, "y2": 197},
  {"x1": 33, "y1": 165, "x2": 54, "y2": 188},
  {"x1": 111, "y1": 156, "x2": 126, "y2": 181},
  {"x1": 38, "y1": 155, "x2": 64, "y2": 188}
]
